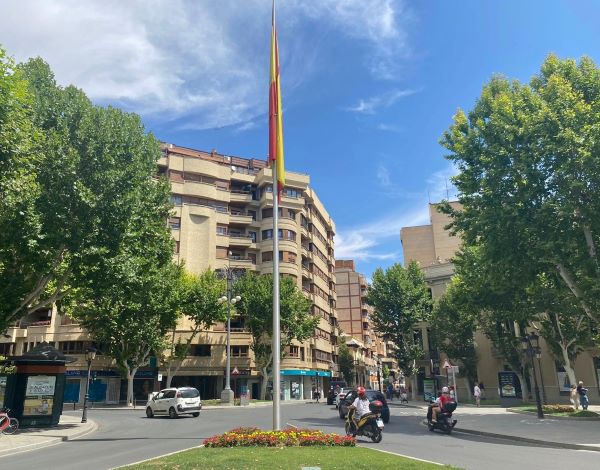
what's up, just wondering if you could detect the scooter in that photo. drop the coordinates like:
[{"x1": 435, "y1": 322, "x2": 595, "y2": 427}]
[
  {"x1": 427, "y1": 400, "x2": 457, "y2": 434},
  {"x1": 345, "y1": 400, "x2": 385, "y2": 443}
]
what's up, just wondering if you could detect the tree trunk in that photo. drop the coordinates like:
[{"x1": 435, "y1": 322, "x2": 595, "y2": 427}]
[
  {"x1": 463, "y1": 377, "x2": 472, "y2": 401},
  {"x1": 127, "y1": 367, "x2": 138, "y2": 407},
  {"x1": 558, "y1": 343, "x2": 577, "y2": 386},
  {"x1": 166, "y1": 359, "x2": 183, "y2": 389},
  {"x1": 516, "y1": 371, "x2": 529, "y2": 403},
  {"x1": 260, "y1": 367, "x2": 269, "y2": 400},
  {"x1": 411, "y1": 375, "x2": 417, "y2": 401}
]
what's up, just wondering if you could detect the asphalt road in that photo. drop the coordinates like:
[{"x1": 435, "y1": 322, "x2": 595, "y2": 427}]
[{"x1": 2, "y1": 403, "x2": 599, "y2": 470}]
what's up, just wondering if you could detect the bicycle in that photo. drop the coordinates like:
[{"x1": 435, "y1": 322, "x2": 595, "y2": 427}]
[{"x1": 0, "y1": 408, "x2": 19, "y2": 435}]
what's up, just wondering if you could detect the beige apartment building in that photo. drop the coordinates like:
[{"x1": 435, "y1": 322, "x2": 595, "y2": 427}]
[
  {"x1": 1, "y1": 143, "x2": 340, "y2": 404},
  {"x1": 401, "y1": 202, "x2": 600, "y2": 403},
  {"x1": 335, "y1": 260, "x2": 398, "y2": 390}
]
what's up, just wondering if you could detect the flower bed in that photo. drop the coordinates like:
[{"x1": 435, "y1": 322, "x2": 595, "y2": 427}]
[
  {"x1": 543, "y1": 404, "x2": 575, "y2": 413},
  {"x1": 204, "y1": 426, "x2": 355, "y2": 448}
]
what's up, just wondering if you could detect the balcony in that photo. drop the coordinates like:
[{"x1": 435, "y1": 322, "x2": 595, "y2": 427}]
[
  {"x1": 230, "y1": 189, "x2": 253, "y2": 203},
  {"x1": 228, "y1": 233, "x2": 254, "y2": 247},
  {"x1": 229, "y1": 209, "x2": 253, "y2": 225},
  {"x1": 228, "y1": 255, "x2": 255, "y2": 268}
]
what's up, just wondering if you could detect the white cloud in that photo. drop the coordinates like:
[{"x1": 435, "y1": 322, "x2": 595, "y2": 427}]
[
  {"x1": 377, "y1": 123, "x2": 403, "y2": 133},
  {"x1": 0, "y1": 0, "x2": 412, "y2": 129},
  {"x1": 335, "y1": 206, "x2": 429, "y2": 261},
  {"x1": 376, "y1": 163, "x2": 391, "y2": 187},
  {"x1": 345, "y1": 88, "x2": 417, "y2": 114}
]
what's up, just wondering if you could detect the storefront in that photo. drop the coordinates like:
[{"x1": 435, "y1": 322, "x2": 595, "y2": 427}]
[
  {"x1": 280, "y1": 369, "x2": 332, "y2": 400},
  {"x1": 64, "y1": 370, "x2": 121, "y2": 405}
]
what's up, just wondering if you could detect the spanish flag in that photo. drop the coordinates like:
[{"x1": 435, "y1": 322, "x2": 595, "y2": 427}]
[{"x1": 269, "y1": 1, "x2": 285, "y2": 199}]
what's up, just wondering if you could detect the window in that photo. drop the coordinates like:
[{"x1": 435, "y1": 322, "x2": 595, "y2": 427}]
[
  {"x1": 232, "y1": 346, "x2": 249, "y2": 357},
  {"x1": 169, "y1": 170, "x2": 184, "y2": 182},
  {"x1": 171, "y1": 195, "x2": 183, "y2": 206},
  {"x1": 59, "y1": 341, "x2": 85, "y2": 354},
  {"x1": 216, "y1": 225, "x2": 228, "y2": 235},
  {"x1": 216, "y1": 246, "x2": 229, "y2": 259},
  {"x1": 169, "y1": 217, "x2": 181, "y2": 229},
  {"x1": 248, "y1": 210, "x2": 257, "y2": 221},
  {"x1": 262, "y1": 251, "x2": 273, "y2": 262},
  {"x1": 0, "y1": 343, "x2": 14, "y2": 355},
  {"x1": 283, "y1": 188, "x2": 300, "y2": 198},
  {"x1": 248, "y1": 253, "x2": 257, "y2": 264},
  {"x1": 190, "y1": 345, "x2": 211, "y2": 357},
  {"x1": 262, "y1": 208, "x2": 273, "y2": 219},
  {"x1": 262, "y1": 229, "x2": 273, "y2": 240},
  {"x1": 289, "y1": 346, "x2": 300, "y2": 357},
  {"x1": 180, "y1": 388, "x2": 200, "y2": 398},
  {"x1": 163, "y1": 390, "x2": 177, "y2": 399},
  {"x1": 249, "y1": 231, "x2": 257, "y2": 242}
]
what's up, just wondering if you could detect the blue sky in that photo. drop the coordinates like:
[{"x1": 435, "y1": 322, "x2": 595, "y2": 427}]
[{"x1": 3, "y1": 0, "x2": 600, "y2": 278}]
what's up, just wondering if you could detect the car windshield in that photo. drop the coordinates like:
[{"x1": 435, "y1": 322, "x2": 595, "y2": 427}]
[
  {"x1": 180, "y1": 388, "x2": 200, "y2": 399},
  {"x1": 366, "y1": 391, "x2": 386, "y2": 403}
]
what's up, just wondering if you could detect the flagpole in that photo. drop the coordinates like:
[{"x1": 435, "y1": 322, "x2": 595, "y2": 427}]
[{"x1": 271, "y1": 0, "x2": 281, "y2": 432}]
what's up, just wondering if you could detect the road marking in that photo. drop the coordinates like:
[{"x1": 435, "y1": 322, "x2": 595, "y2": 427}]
[
  {"x1": 285, "y1": 422, "x2": 298, "y2": 429},
  {"x1": 360, "y1": 446, "x2": 445, "y2": 466},
  {"x1": 111, "y1": 444, "x2": 205, "y2": 469}
]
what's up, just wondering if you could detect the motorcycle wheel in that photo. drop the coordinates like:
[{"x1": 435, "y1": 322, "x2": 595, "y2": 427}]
[{"x1": 371, "y1": 426, "x2": 382, "y2": 443}]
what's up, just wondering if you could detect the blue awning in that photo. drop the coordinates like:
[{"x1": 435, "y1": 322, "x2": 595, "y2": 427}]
[{"x1": 280, "y1": 369, "x2": 331, "y2": 377}]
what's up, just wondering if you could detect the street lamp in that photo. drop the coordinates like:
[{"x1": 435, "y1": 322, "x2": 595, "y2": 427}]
[
  {"x1": 521, "y1": 333, "x2": 544, "y2": 419},
  {"x1": 81, "y1": 346, "x2": 97, "y2": 423},
  {"x1": 218, "y1": 267, "x2": 241, "y2": 406}
]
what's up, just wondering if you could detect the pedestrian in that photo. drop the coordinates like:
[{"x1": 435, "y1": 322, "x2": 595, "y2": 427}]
[
  {"x1": 570, "y1": 384, "x2": 579, "y2": 410},
  {"x1": 387, "y1": 382, "x2": 394, "y2": 401},
  {"x1": 473, "y1": 383, "x2": 481, "y2": 407},
  {"x1": 479, "y1": 382, "x2": 485, "y2": 400},
  {"x1": 577, "y1": 381, "x2": 589, "y2": 410}
]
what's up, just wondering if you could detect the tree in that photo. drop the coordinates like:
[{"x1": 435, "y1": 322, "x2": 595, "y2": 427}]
[
  {"x1": 164, "y1": 270, "x2": 227, "y2": 388},
  {"x1": 338, "y1": 343, "x2": 356, "y2": 385},
  {"x1": 233, "y1": 273, "x2": 316, "y2": 399},
  {"x1": 430, "y1": 277, "x2": 478, "y2": 393},
  {"x1": 0, "y1": 356, "x2": 16, "y2": 375},
  {"x1": 441, "y1": 55, "x2": 600, "y2": 326},
  {"x1": 367, "y1": 262, "x2": 432, "y2": 378},
  {"x1": 1, "y1": 56, "x2": 168, "y2": 332}
]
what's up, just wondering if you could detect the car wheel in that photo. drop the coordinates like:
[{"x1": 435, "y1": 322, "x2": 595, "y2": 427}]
[
  {"x1": 146, "y1": 407, "x2": 154, "y2": 418},
  {"x1": 168, "y1": 407, "x2": 178, "y2": 419},
  {"x1": 192, "y1": 412, "x2": 200, "y2": 417}
]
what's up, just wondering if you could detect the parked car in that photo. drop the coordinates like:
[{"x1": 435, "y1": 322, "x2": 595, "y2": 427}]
[
  {"x1": 326, "y1": 381, "x2": 348, "y2": 405},
  {"x1": 146, "y1": 387, "x2": 202, "y2": 419},
  {"x1": 335, "y1": 387, "x2": 353, "y2": 409},
  {"x1": 339, "y1": 389, "x2": 390, "y2": 423}
]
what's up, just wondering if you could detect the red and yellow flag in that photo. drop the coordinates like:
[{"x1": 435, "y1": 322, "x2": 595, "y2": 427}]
[{"x1": 269, "y1": 2, "x2": 285, "y2": 198}]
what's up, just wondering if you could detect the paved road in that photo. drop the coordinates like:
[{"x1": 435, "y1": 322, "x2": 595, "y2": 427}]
[{"x1": 2, "y1": 403, "x2": 599, "y2": 470}]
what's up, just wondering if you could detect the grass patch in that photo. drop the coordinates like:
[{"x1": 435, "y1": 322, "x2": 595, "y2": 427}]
[
  {"x1": 127, "y1": 446, "x2": 454, "y2": 470},
  {"x1": 511, "y1": 406, "x2": 599, "y2": 418}
]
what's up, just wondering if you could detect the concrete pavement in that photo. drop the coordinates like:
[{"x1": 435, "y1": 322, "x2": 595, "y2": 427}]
[
  {"x1": 389, "y1": 400, "x2": 600, "y2": 451},
  {"x1": 0, "y1": 414, "x2": 97, "y2": 457}
]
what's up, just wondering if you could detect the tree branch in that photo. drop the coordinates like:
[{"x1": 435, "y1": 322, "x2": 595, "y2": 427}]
[{"x1": 556, "y1": 263, "x2": 596, "y2": 321}]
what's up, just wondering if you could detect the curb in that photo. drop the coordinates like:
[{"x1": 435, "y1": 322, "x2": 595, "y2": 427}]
[
  {"x1": 388, "y1": 402, "x2": 425, "y2": 410},
  {"x1": 507, "y1": 408, "x2": 600, "y2": 421},
  {"x1": 0, "y1": 419, "x2": 98, "y2": 459},
  {"x1": 419, "y1": 420, "x2": 600, "y2": 452}
]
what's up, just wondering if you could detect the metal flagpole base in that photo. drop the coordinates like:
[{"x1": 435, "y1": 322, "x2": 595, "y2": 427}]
[{"x1": 220, "y1": 388, "x2": 235, "y2": 406}]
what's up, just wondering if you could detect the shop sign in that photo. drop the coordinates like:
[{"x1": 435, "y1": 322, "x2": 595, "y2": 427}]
[{"x1": 423, "y1": 379, "x2": 435, "y2": 401}]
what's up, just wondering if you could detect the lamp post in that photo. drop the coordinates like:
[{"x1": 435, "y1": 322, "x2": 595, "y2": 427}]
[
  {"x1": 522, "y1": 333, "x2": 544, "y2": 419},
  {"x1": 218, "y1": 265, "x2": 241, "y2": 406},
  {"x1": 81, "y1": 346, "x2": 97, "y2": 423}
]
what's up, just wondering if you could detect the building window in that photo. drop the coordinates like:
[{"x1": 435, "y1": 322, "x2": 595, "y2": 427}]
[
  {"x1": 58, "y1": 341, "x2": 86, "y2": 354},
  {"x1": 171, "y1": 195, "x2": 183, "y2": 206},
  {"x1": 262, "y1": 208, "x2": 273, "y2": 219},
  {"x1": 0, "y1": 343, "x2": 15, "y2": 355},
  {"x1": 262, "y1": 229, "x2": 273, "y2": 241},
  {"x1": 262, "y1": 251, "x2": 273, "y2": 262},
  {"x1": 216, "y1": 225, "x2": 228, "y2": 235},
  {"x1": 216, "y1": 246, "x2": 229, "y2": 259},
  {"x1": 283, "y1": 188, "x2": 300, "y2": 198},
  {"x1": 169, "y1": 170, "x2": 184, "y2": 182},
  {"x1": 190, "y1": 345, "x2": 211, "y2": 357},
  {"x1": 249, "y1": 231, "x2": 257, "y2": 242},
  {"x1": 289, "y1": 346, "x2": 300, "y2": 358},
  {"x1": 231, "y1": 346, "x2": 249, "y2": 357},
  {"x1": 169, "y1": 217, "x2": 181, "y2": 229}
]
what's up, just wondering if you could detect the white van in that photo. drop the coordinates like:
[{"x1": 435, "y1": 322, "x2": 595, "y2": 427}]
[{"x1": 145, "y1": 387, "x2": 202, "y2": 418}]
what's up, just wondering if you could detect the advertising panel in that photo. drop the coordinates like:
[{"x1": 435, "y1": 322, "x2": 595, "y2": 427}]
[{"x1": 23, "y1": 375, "x2": 56, "y2": 416}]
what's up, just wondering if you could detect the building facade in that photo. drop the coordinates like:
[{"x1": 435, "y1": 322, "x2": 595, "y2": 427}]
[
  {"x1": 1, "y1": 143, "x2": 340, "y2": 403},
  {"x1": 401, "y1": 202, "x2": 600, "y2": 403},
  {"x1": 335, "y1": 260, "x2": 397, "y2": 390}
]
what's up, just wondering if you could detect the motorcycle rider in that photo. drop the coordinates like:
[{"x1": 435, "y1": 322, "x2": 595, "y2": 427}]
[
  {"x1": 431, "y1": 386, "x2": 452, "y2": 422},
  {"x1": 348, "y1": 386, "x2": 370, "y2": 436}
]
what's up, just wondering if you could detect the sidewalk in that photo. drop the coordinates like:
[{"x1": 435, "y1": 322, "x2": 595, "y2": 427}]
[
  {"x1": 0, "y1": 415, "x2": 97, "y2": 458},
  {"x1": 390, "y1": 400, "x2": 600, "y2": 451}
]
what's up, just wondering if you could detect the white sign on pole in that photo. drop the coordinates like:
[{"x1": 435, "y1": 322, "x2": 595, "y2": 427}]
[
  {"x1": 157, "y1": 374, "x2": 163, "y2": 382},
  {"x1": 232, "y1": 367, "x2": 240, "y2": 375}
]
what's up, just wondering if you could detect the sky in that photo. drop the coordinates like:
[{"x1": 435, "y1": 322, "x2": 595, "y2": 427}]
[{"x1": 2, "y1": 0, "x2": 600, "y2": 278}]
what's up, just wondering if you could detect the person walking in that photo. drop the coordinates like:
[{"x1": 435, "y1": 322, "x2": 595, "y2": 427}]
[
  {"x1": 570, "y1": 384, "x2": 579, "y2": 410},
  {"x1": 577, "y1": 381, "x2": 589, "y2": 410},
  {"x1": 473, "y1": 383, "x2": 481, "y2": 407}
]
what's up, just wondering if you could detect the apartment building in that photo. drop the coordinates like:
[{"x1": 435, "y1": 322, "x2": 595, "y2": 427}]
[
  {"x1": 335, "y1": 260, "x2": 398, "y2": 390},
  {"x1": 1, "y1": 143, "x2": 340, "y2": 403},
  {"x1": 401, "y1": 202, "x2": 600, "y2": 402}
]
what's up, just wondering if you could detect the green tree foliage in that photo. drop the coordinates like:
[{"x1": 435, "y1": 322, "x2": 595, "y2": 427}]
[
  {"x1": 233, "y1": 273, "x2": 316, "y2": 399},
  {"x1": 0, "y1": 355, "x2": 16, "y2": 375},
  {"x1": 441, "y1": 55, "x2": 600, "y2": 385},
  {"x1": 430, "y1": 277, "x2": 478, "y2": 390},
  {"x1": 367, "y1": 262, "x2": 432, "y2": 377},
  {"x1": 338, "y1": 343, "x2": 356, "y2": 386},
  {"x1": 164, "y1": 270, "x2": 227, "y2": 387},
  {"x1": 1, "y1": 55, "x2": 170, "y2": 332}
]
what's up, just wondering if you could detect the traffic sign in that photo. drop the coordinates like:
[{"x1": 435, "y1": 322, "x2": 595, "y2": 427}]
[{"x1": 232, "y1": 367, "x2": 240, "y2": 375}]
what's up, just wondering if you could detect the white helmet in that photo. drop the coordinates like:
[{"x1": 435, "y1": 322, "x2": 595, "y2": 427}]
[{"x1": 442, "y1": 386, "x2": 449, "y2": 393}]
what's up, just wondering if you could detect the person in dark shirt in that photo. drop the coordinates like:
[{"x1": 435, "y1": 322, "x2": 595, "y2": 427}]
[{"x1": 577, "y1": 381, "x2": 589, "y2": 410}]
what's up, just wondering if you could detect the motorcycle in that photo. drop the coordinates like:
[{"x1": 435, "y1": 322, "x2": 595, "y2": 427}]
[
  {"x1": 426, "y1": 400, "x2": 457, "y2": 434},
  {"x1": 345, "y1": 400, "x2": 385, "y2": 443}
]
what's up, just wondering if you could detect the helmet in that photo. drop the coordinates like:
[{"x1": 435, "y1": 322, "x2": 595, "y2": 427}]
[
  {"x1": 442, "y1": 386, "x2": 449, "y2": 393},
  {"x1": 357, "y1": 386, "x2": 366, "y2": 398}
]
